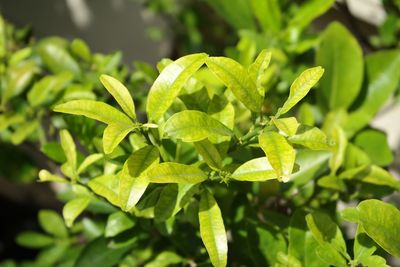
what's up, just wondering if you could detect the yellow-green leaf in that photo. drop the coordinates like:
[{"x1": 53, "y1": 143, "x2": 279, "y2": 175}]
[
  {"x1": 54, "y1": 100, "x2": 133, "y2": 126},
  {"x1": 77, "y1": 153, "x2": 104, "y2": 174},
  {"x1": 145, "y1": 162, "x2": 207, "y2": 184},
  {"x1": 164, "y1": 110, "x2": 233, "y2": 142},
  {"x1": 231, "y1": 157, "x2": 276, "y2": 181},
  {"x1": 102, "y1": 124, "x2": 137, "y2": 154},
  {"x1": 259, "y1": 131, "x2": 295, "y2": 182},
  {"x1": 289, "y1": 126, "x2": 332, "y2": 150},
  {"x1": 248, "y1": 49, "x2": 272, "y2": 96},
  {"x1": 100, "y1": 74, "x2": 136, "y2": 119},
  {"x1": 60, "y1": 129, "x2": 77, "y2": 178},
  {"x1": 63, "y1": 197, "x2": 91, "y2": 227},
  {"x1": 38, "y1": 169, "x2": 67, "y2": 183},
  {"x1": 206, "y1": 56, "x2": 262, "y2": 112},
  {"x1": 199, "y1": 189, "x2": 227, "y2": 267},
  {"x1": 88, "y1": 175, "x2": 120, "y2": 206},
  {"x1": 194, "y1": 139, "x2": 223, "y2": 170},
  {"x1": 277, "y1": 66, "x2": 324, "y2": 117},
  {"x1": 271, "y1": 117, "x2": 299, "y2": 137},
  {"x1": 147, "y1": 53, "x2": 208, "y2": 122}
]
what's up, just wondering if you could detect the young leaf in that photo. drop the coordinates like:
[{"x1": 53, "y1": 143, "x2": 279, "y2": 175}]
[
  {"x1": 206, "y1": 56, "x2": 262, "y2": 112},
  {"x1": 60, "y1": 129, "x2": 77, "y2": 177},
  {"x1": 119, "y1": 146, "x2": 159, "y2": 211},
  {"x1": 276, "y1": 66, "x2": 324, "y2": 117},
  {"x1": 88, "y1": 175, "x2": 120, "y2": 206},
  {"x1": 105, "y1": 211, "x2": 135, "y2": 237},
  {"x1": 102, "y1": 123, "x2": 137, "y2": 154},
  {"x1": 208, "y1": 95, "x2": 235, "y2": 144},
  {"x1": 259, "y1": 131, "x2": 295, "y2": 182},
  {"x1": 329, "y1": 126, "x2": 347, "y2": 175},
  {"x1": 145, "y1": 162, "x2": 207, "y2": 184},
  {"x1": 231, "y1": 157, "x2": 276, "y2": 181},
  {"x1": 38, "y1": 210, "x2": 68, "y2": 238},
  {"x1": 54, "y1": 100, "x2": 133, "y2": 126},
  {"x1": 164, "y1": 110, "x2": 233, "y2": 142},
  {"x1": 77, "y1": 153, "x2": 104, "y2": 174},
  {"x1": 199, "y1": 189, "x2": 228, "y2": 267},
  {"x1": 38, "y1": 169, "x2": 67, "y2": 183},
  {"x1": 357, "y1": 199, "x2": 400, "y2": 257},
  {"x1": 99, "y1": 74, "x2": 136, "y2": 119},
  {"x1": 248, "y1": 49, "x2": 272, "y2": 95},
  {"x1": 271, "y1": 117, "x2": 299, "y2": 137},
  {"x1": 63, "y1": 197, "x2": 91, "y2": 227},
  {"x1": 146, "y1": 53, "x2": 208, "y2": 122},
  {"x1": 316, "y1": 22, "x2": 363, "y2": 109},
  {"x1": 289, "y1": 126, "x2": 332, "y2": 150},
  {"x1": 194, "y1": 139, "x2": 223, "y2": 170}
]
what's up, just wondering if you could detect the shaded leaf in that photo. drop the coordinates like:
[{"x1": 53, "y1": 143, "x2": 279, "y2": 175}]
[
  {"x1": 105, "y1": 211, "x2": 135, "y2": 237},
  {"x1": 194, "y1": 139, "x2": 223, "y2": 170},
  {"x1": 38, "y1": 210, "x2": 68, "y2": 238}
]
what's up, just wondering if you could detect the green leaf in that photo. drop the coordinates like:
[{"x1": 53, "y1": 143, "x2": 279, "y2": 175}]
[
  {"x1": 63, "y1": 197, "x2": 91, "y2": 227},
  {"x1": 317, "y1": 175, "x2": 346, "y2": 192},
  {"x1": 277, "y1": 66, "x2": 324, "y2": 117},
  {"x1": 27, "y1": 72, "x2": 73, "y2": 106},
  {"x1": 316, "y1": 22, "x2": 363, "y2": 109},
  {"x1": 345, "y1": 50, "x2": 400, "y2": 134},
  {"x1": 154, "y1": 183, "x2": 198, "y2": 222},
  {"x1": 75, "y1": 237, "x2": 134, "y2": 267},
  {"x1": 329, "y1": 126, "x2": 347, "y2": 175},
  {"x1": 38, "y1": 169, "x2": 67, "y2": 183},
  {"x1": 105, "y1": 211, "x2": 135, "y2": 237},
  {"x1": 250, "y1": 0, "x2": 281, "y2": 33},
  {"x1": 38, "y1": 210, "x2": 68, "y2": 238},
  {"x1": 146, "y1": 53, "x2": 208, "y2": 122},
  {"x1": 288, "y1": 210, "x2": 309, "y2": 263},
  {"x1": 248, "y1": 49, "x2": 272, "y2": 95},
  {"x1": 60, "y1": 129, "x2": 77, "y2": 178},
  {"x1": 144, "y1": 251, "x2": 182, "y2": 267},
  {"x1": 16, "y1": 231, "x2": 54, "y2": 248},
  {"x1": 208, "y1": 95, "x2": 235, "y2": 144},
  {"x1": 259, "y1": 131, "x2": 295, "y2": 182},
  {"x1": 71, "y1": 38, "x2": 91, "y2": 62},
  {"x1": 100, "y1": 74, "x2": 136, "y2": 119},
  {"x1": 103, "y1": 123, "x2": 137, "y2": 154},
  {"x1": 354, "y1": 129, "x2": 393, "y2": 167},
  {"x1": 10, "y1": 120, "x2": 39, "y2": 145},
  {"x1": 194, "y1": 139, "x2": 223, "y2": 170},
  {"x1": 54, "y1": 100, "x2": 133, "y2": 126},
  {"x1": 164, "y1": 110, "x2": 233, "y2": 142},
  {"x1": 199, "y1": 189, "x2": 227, "y2": 267},
  {"x1": 289, "y1": 126, "x2": 332, "y2": 150},
  {"x1": 77, "y1": 153, "x2": 104, "y2": 174},
  {"x1": 271, "y1": 117, "x2": 299, "y2": 137},
  {"x1": 145, "y1": 162, "x2": 207, "y2": 184},
  {"x1": 357, "y1": 199, "x2": 400, "y2": 257},
  {"x1": 305, "y1": 212, "x2": 348, "y2": 262},
  {"x1": 354, "y1": 225, "x2": 377, "y2": 263},
  {"x1": 288, "y1": 0, "x2": 335, "y2": 32},
  {"x1": 37, "y1": 38, "x2": 81, "y2": 76},
  {"x1": 119, "y1": 146, "x2": 159, "y2": 211},
  {"x1": 231, "y1": 157, "x2": 276, "y2": 181},
  {"x1": 206, "y1": 56, "x2": 262, "y2": 112},
  {"x1": 88, "y1": 175, "x2": 120, "y2": 206}
]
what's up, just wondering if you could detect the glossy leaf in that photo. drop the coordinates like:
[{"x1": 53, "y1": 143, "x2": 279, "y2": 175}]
[
  {"x1": 119, "y1": 146, "x2": 159, "y2": 211},
  {"x1": 38, "y1": 210, "x2": 68, "y2": 238},
  {"x1": 206, "y1": 56, "x2": 262, "y2": 112},
  {"x1": 316, "y1": 22, "x2": 363, "y2": 109},
  {"x1": 63, "y1": 197, "x2": 91, "y2": 227},
  {"x1": 145, "y1": 162, "x2": 207, "y2": 184},
  {"x1": 103, "y1": 123, "x2": 137, "y2": 154},
  {"x1": 54, "y1": 100, "x2": 133, "y2": 126},
  {"x1": 277, "y1": 66, "x2": 324, "y2": 117},
  {"x1": 248, "y1": 49, "x2": 272, "y2": 95},
  {"x1": 199, "y1": 189, "x2": 227, "y2": 267},
  {"x1": 231, "y1": 157, "x2": 276, "y2": 181},
  {"x1": 259, "y1": 131, "x2": 295, "y2": 182},
  {"x1": 357, "y1": 199, "x2": 400, "y2": 257},
  {"x1": 146, "y1": 53, "x2": 208, "y2": 122},
  {"x1": 289, "y1": 126, "x2": 332, "y2": 150},
  {"x1": 105, "y1": 211, "x2": 135, "y2": 237},
  {"x1": 77, "y1": 153, "x2": 104, "y2": 174},
  {"x1": 194, "y1": 139, "x2": 223, "y2": 169},
  {"x1": 164, "y1": 110, "x2": 233, "y2": 142},
  {"x1": 271, "y1": 117, "x2": 299, "y2": 137},
  {"x1": 88, "y1": 175, "x2": 120, "y2": 206},
  {"x1": 100, "y1": 74, "x2": 136, "y2": 119}
]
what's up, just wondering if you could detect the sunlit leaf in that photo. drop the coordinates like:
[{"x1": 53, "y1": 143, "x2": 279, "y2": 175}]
[
  {"x1": 145, "y1": 162, "x2": 207, "y2": 184},
  {"x1": 231, "y1": 157, "x2": 276, "y2": 181}
]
